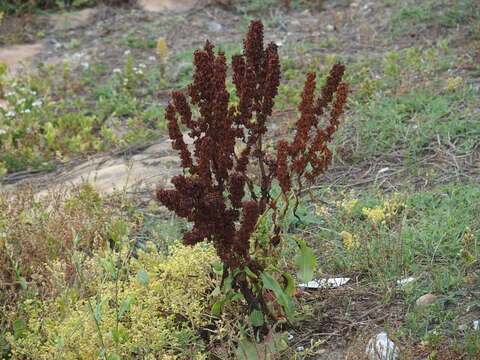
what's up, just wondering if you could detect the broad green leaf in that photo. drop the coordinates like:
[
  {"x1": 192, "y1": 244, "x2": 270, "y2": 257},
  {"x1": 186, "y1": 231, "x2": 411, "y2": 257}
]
[
  {"x1": 211, "y1": 260, "x2": 223, "y2": 274},
  {"x1": 250, "y1": 309, "x2": 264, "y2": 327},
  {"x1": 12, "y1": 319, "x2": 26, "y2": 337},
  {"x1": 107, "y1": 353, "x2": 121, "y2": 360},
  {"x1": 260, "y1": 272, "x2": 295, "y2": 320},
  {"x1": 294, "y1": 238, "x2": 317, "y2": 283},
  {"x1": 211, "y1": 300, "x2": 224, "y2": 316},
  {"x1": 136, "y1": 269, "x2": 149, "y2": 287},
  {"x1": 118, "y1": 296, "x2": 134, "y2": 318}
]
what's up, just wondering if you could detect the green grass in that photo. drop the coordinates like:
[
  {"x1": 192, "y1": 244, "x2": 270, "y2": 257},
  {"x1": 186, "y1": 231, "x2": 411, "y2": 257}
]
[
  {"x1": 305, "y1": 183, "x2": 480, "y2": 354},
  {"x1": 385, "y1": 0, "x2": 480, "y2": 35}
]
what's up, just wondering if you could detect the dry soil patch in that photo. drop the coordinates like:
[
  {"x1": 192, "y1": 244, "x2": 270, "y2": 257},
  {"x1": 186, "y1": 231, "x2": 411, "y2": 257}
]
[
  {"x1": 0, "y1": 43, "x2": 43, "y2": 68},
  {"x1": 138, "y1": 0, "x2": 198, "y2": 12}
]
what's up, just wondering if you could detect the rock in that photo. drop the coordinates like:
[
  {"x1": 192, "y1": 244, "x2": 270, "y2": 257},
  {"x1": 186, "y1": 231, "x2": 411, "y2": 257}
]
[
  {"x1": 325, "y1": 24, "x2": 334, "y2": 31},
  {"x1": 139, "y1": 0, "x2": 196, "y2": 12},
  {"x1": 415, "y1": 294, "x2": 438, "y2": 309},
  {"x1": 473, "y1": 320, "x2": 479, "y2": 330},
  {"x1": 396, "y1": 277, "x2": 415, "y2": 286},
  {"x1": 298, "y1": 277, "x2": 350, "y2": 289},
  {"x1": 365, "y1": 332, "x2": 399, "y2": 360},
  {"x1": 207, "y1": 21, "x2": 222, "y2": 32}
]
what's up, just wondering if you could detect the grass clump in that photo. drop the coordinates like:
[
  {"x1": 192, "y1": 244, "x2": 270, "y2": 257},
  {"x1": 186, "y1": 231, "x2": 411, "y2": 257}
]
[{"x1": 0, "y1": 0, "x2": 134, "y2": 15}]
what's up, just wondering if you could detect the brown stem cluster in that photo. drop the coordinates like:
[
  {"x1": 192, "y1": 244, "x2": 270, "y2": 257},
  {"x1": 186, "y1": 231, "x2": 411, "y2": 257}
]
[{"x1": 157, "y1": 20, "x2": 348, "y2": 276}]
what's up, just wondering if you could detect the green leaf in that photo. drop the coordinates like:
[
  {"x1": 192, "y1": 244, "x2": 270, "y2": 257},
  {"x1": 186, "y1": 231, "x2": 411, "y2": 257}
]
[
  {"x1": 118, "y1": 296, "x2": 134, "y2": 318},
  {"x1": 18, "y1": 276, "x2": 27, "y2": 290},
  {"x1": 107, "y1": 353, "x2": 121, "y2": 360},
  {"x1": 93, "y1": 301, "x2": 104, "y2": 322},
  {"x1": 282, "y1": 273, "x2": 296, "y2": 297},
  {"x1": 244, "y1": 266, "x2": 258, "y2": 279},
  {"x1": 100, "y1": 258, "x2": 116, "y2": 278},
  {"x1": 211, "y1": 260, "x2": 223, "y2": 275},
  {"x1": 250, "y1": 309, "x2": 264, "y2": 327},
  {"x1": 12, "y1": 319, "x2": 26, "y2": 337},
  {"x1": 260, "y1": 272, "x2": 295, "y2": 320},
  {"x1": 211, "y1": 300, "x2": 224, "y2": 316},
  {"x1": 236, "y1": 338, "x2": 263, "y2": 360},
  {"x1": 294, "y1": 238, "x2": 317, "y2": 283},
  {"x1": 221, "y1": 272, "x2": 234, "y2": 293},
  {"x1": 136, "y1": 269, "x2": 149, "y2": 287},
  {"x1": 110, "y1": 328, "x2": 121, "y2": 344}
]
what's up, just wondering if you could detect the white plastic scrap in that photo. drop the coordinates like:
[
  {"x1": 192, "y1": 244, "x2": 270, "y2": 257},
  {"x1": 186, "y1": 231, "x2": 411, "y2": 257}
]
[
  {"x1": 396, "y1": 277, "x2": 415, "y2": 286},
  {"x1": 473, "y1": 320, "x2": 479, "y2": 330},
  {"x1": 298, "y1": 277, "x2": 350, "y2": 289},
  {"x1": 365, "y1": 332, "x2": 399, "y2": 360}
]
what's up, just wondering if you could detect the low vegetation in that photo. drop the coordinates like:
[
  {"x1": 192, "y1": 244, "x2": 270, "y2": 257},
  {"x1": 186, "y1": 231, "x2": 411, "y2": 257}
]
[{"x1": 0, "y1": 0, "x2": 479, "y2": 359}]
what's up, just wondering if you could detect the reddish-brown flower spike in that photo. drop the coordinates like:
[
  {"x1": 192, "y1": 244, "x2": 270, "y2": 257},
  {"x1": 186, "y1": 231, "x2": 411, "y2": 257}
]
[
  {"x1": 291, "y1": 72, "x2": 317, "y2": 157},
  {"x1": 315, "y1": 63, "x2": 346, "y2": 118},
  {"x1": 244, "y1": 20, "x2": 265, "y2": 77},
  {"x1": 228, "y1": 172, "x2": 246, "y2": 208},
  {"x1": 276, "y1": 140, "x2": 291, "y2": 193},
  {"x1": 235, "y1": 200, "x2": 260, "y2": 255},
  {"x1": 165, "y1": 99, "x2": 192, "y2": 169}
]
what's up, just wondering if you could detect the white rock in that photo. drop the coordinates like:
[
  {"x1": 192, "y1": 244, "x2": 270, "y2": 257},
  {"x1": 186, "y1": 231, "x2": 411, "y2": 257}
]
[
  {"x1": 299, "y1": 277, "x2": 350, "y2": 289},
  {"x1": 326, "y1": 24, "x2": 334, "y2": 31},
  {"x1": 415, "y1": 294, "x2": 438, "y2": 308},
  {"x1": 396, "y1": 277, "x2": 415, "y2": 286},
  {"x1": 473, "y1": 320, "x2": 479, "y2": 330},
  {"x1": 365, "y1": 332, "x2": 399, "y2": 360},
  {"x1": 207, "y1": 21, "x2": 222, "y2": 32}
]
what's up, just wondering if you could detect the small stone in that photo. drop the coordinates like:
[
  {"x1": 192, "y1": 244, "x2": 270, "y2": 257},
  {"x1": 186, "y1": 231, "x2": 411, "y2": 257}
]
[
  {"x1": 396, "y1": 277, "x2": 414, "y2": 286},
  {"x1": 473, "y1": 320, "x2": 479, "y2": 330},
  {"x1": 458, "y1": 324, "x2": 468, "y2": 331},
  {"x1": 350, "y1": 2, "x2": 359, "y2": 8},
  {"x1": 366, "y1": 332, "x2": 399, "y2": 360},
  {"x1": 300, "y1": 9, "x2": 311, "y2": 17},
  {"x1": 415, "y1": 294, "x2": 438, "y2": 308},
  {"x1": 326, "y1": 24, "x2": 335, "y2": 31},
  {"x1": 207, "y1": 21, "x2": 222, "y2": 32}
]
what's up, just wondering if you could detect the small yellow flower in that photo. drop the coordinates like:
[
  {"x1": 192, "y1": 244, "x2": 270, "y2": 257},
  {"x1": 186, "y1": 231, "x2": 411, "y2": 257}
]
[
  {"x1": 444, "y1": 76, "x2": 462, "y2": 91},
  {"x1": 315, "y1": 205, "x2": 329, "y2": 217},
  {"x1": 362, "y1": 206, "x2": 385, "y2": 224},
  {"x1": 340, "y1": 231, "x2": 360, "y2": 251}
]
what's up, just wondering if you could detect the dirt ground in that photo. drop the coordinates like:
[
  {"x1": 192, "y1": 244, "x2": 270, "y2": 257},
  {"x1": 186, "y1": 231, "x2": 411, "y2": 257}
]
[{"x1": 0, "y1": 1, "x2": 479, "y2": 357}]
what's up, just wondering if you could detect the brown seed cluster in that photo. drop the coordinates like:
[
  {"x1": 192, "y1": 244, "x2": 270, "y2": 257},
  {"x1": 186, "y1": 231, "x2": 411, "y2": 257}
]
[{"x1": 157, "y1": 20, "x2": 348, "y2": 272}]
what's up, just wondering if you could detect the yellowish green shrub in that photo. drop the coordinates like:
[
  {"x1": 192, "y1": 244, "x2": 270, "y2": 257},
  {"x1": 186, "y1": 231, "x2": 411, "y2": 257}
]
[{"x1": 6, "y1": 243, "x2": 219, "y2": 360}]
